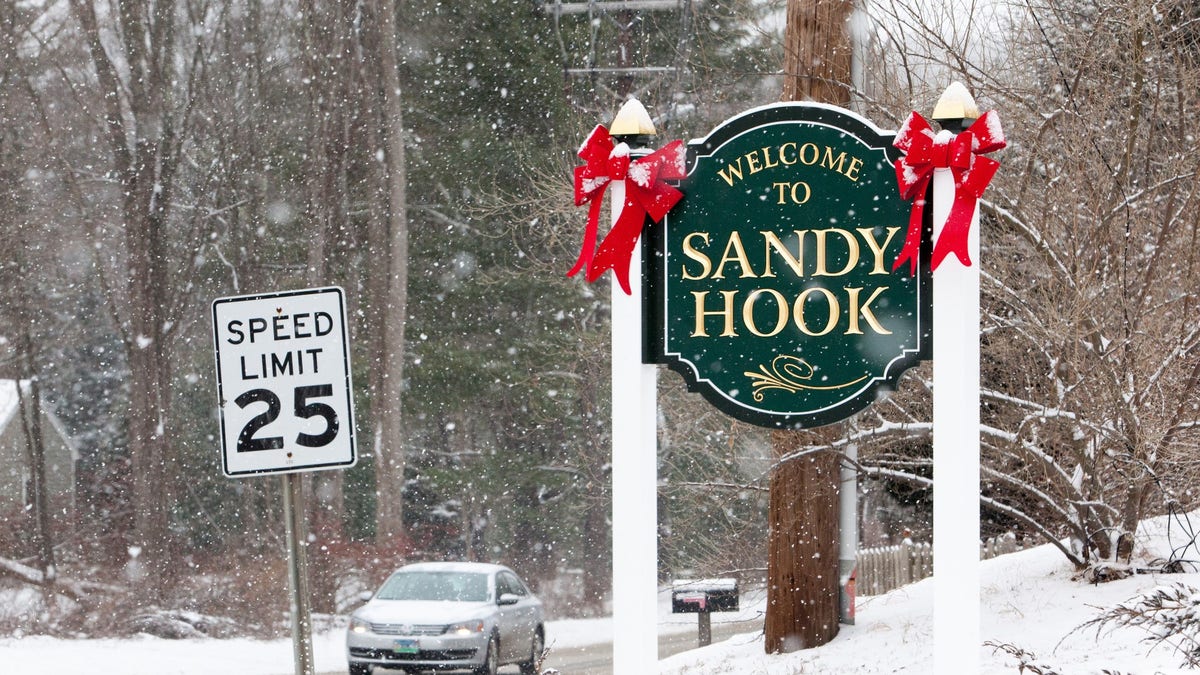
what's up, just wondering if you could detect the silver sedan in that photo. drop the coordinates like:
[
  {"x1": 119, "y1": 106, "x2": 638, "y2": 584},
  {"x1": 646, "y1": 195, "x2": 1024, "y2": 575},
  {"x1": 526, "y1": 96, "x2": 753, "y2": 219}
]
[{"x1": 347, "y1": 561, "x2": 545, "y2": 675}]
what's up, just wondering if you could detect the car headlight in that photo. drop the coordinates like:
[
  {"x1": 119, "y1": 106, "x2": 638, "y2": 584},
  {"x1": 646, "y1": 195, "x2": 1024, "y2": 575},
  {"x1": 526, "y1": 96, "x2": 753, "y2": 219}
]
[
  {"x1": 445, "y1": 620, "x2": 485, "y2": 636},
  {"x1": 349, "y1": 616, "x2": 371, "y2": 634}
]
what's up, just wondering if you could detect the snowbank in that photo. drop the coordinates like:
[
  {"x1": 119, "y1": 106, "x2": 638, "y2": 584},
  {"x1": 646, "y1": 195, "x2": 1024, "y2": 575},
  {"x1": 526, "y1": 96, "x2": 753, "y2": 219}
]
[{"x1": 660, "y1": 512, "x2": 1200, "y2": 674}]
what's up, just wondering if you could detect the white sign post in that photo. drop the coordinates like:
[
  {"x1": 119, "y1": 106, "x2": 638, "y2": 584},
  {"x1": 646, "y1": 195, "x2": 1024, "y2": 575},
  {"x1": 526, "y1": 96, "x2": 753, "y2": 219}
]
[
  {"x1": 605, "y1": 99, "x2": 661, "y2": 674},
  {"x1": 929, "y1": 84, "x2": 983, "y2": 675},
  {"x1": 932, "y1": 161, "x2": 981, "y2": 675},
  {"x1": 212, "y1": 285, "x2": 357, "y2": 675},
  {"x1": 612, "y1": 232, "x2": 660, "y2": 674}
]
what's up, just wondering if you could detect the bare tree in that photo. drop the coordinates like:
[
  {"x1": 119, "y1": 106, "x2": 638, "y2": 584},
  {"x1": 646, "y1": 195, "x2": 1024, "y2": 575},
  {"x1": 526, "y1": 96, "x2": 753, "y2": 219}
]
[
  {"x1": 364, "y1": 0, "x2": 410, "y2": 545},
  {"x1": 0, "y1": 1, "x2": 56, "y2": 587},
  {"x1": 62, "y1": 0, "x2": 225, "y2": 598},
  {"x1": 847, "y1": 0, "x2": 1200, "y2": 569}
]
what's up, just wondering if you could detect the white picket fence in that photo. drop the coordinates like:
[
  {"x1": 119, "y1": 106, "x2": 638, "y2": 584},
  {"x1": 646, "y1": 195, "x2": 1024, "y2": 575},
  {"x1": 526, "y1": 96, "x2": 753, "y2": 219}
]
[{"x1": 856, "y1": 533, "x2": 1028, "y2": 596}]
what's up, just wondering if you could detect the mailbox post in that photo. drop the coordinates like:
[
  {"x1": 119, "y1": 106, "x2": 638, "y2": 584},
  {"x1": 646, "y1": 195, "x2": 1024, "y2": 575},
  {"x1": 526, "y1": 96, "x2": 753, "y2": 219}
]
[{"x1": 671, "y1": 578, "x2": 739, "y2": 647}]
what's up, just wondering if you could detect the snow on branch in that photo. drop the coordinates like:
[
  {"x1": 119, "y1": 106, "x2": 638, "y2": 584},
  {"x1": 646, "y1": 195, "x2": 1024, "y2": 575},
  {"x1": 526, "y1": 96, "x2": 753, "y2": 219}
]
[
  {"x1": 1143, "y1": 333, "x2": 1200, "y2": 401},
  {"x1": 772, "y1": 421, "x2": 931, "y2": 469},
  {"x1": 979, "y1": 495, "x2": 1085, "y2": 567},
  {"x1": 981, "y1": 388, "x2": 1074, "y2": 419},
  {"x1": 0, "y1": 556, "x2": 46, "y2": 586},
  {"x1": 0, "y1": 556, "x2": 123, "y2": 601},
  {"x1": 981, "y1": 199, "x2": 1076, "y2": 292},
  {"x1": 981, "y1": 465, "x2": 1078, "y2": 526},
  {"x1": 981, "y1": 423, "x2": 1079, "y2": 492},
  {"x1": 1104, "y1": 171, "x2": 1197, "y2": 222},
  {"x1": 673, "y1": 480, "x2": 768, "y2": 493},
  {"x1": 854, "y1": 462, "x2": 1085, "y2": 566},
  {"x1": 856, "y1": 465, "x2": 931, "y2": 489}
]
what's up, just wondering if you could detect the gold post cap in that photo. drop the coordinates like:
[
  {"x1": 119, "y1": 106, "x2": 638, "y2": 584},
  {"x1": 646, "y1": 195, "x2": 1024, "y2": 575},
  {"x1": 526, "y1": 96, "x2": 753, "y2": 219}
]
[
  {"x1": 609, "y1": 98, "x2": 657, "y2": 136},
  {"x1": 932, "y1": 82, "x2": 980, "y2": 122}
]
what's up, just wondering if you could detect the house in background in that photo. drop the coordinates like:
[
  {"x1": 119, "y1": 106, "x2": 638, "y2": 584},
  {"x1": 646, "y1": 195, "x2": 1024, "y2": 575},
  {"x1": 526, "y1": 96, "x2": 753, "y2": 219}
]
[{"x1": 0, "y1": 380, "x2": 78, "y2": 514}]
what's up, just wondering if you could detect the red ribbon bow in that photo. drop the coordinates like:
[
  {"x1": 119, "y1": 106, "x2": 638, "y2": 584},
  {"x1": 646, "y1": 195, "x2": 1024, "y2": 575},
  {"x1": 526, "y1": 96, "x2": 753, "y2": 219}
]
[
  {"x1": 892, "y1": 110, "x2": 1006, "y2": 274},
  {"x1": 569, "y1": 124, "x2": 686, "y2": 295}
]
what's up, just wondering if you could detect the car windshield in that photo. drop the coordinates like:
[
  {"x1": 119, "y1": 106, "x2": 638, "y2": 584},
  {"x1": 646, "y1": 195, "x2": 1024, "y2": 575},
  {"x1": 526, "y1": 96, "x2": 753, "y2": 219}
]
[{"x1": 375, "y1": 571, "x2": 490, "y2": 602}]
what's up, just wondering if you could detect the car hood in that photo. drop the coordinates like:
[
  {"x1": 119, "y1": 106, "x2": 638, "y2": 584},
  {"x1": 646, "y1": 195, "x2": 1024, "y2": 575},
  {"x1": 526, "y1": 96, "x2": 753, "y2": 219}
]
[{"x1": 355, "y1": 600, "x2": 493, "y2": 625}]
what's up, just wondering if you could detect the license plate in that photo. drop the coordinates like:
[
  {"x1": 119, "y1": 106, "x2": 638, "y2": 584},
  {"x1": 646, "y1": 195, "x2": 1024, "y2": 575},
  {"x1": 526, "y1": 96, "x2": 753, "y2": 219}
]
[{"x1": 392, "y1": 638, "x2": 419, "y2": 654}]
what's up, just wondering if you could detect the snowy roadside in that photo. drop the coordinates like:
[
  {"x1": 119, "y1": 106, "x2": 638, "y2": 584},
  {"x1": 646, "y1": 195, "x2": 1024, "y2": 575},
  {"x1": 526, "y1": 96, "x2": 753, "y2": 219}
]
[
  {"x1": 0, "y1": 585, "x2": 764, "y2": 674},
  {"x1": 659, "y1": 512, "x2": 1200, "y2": 674},
  {"x1": 7, "y1": 512, "x2": 1200, "y2": 674}
]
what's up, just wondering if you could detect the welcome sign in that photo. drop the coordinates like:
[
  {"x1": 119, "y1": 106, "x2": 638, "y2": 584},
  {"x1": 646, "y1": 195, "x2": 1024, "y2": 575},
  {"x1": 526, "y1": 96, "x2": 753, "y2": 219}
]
[{"x1": 646, "y1": 103, "x2": 931, "y2": 428}]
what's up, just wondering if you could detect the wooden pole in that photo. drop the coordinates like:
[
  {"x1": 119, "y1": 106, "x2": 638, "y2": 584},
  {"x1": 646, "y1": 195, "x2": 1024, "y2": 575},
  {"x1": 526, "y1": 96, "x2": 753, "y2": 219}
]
[
  {"x1": 766, "y1": 0, "x2": 854, "y2": 654},
  {"x1": 782, "y1": 0, "x2": 853, "y2": 104},
  {"x1": 766, "y1": 432, "x2": 841, "y2": 652}
]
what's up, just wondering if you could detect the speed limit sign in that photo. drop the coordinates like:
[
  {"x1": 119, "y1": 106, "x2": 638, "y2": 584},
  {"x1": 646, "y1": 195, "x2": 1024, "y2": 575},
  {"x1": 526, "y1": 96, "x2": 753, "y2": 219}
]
[{"x1": 212, "y1": 286, "x2": 357, "y2": 477}]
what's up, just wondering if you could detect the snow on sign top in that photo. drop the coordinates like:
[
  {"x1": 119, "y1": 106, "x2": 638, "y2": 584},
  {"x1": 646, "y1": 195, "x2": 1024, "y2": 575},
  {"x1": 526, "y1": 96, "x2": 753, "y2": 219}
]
[{"x1": 211, "y1": 286, "x2": 357, "y2": 477}]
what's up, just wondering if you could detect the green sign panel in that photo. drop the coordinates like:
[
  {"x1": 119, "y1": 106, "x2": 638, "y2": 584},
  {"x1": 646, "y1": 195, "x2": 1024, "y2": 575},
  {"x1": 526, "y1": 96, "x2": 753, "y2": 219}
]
[{"x1": 646, "y1": 103, "x2": 930, "y2": 428}]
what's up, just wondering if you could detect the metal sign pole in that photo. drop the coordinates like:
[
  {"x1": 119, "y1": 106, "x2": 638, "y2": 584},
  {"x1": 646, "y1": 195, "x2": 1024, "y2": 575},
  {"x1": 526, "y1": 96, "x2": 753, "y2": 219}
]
[
  {"x1": 282, "y1": 473, "x2": 316, "y2": 675},
  {"x1": 838, "y1": 442, "x2": 858, "y2": 625}
]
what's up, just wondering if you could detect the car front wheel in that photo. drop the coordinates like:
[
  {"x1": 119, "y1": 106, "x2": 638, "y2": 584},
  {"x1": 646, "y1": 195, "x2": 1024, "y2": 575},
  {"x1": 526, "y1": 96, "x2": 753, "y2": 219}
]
[
  {"x1": 473, "y1": 635, "x2": 499, "y2": 675},
  {"x1": 519, "y1": 628, "x2": 544, "y2": 675},
  {"x1": 348, "y1": 662, "x2": 371, "y2": 675}
]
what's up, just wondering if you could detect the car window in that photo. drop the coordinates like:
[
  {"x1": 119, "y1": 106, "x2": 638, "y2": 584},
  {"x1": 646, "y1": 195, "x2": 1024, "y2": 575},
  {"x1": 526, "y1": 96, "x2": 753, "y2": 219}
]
[
  {"x1": 495, "y1": 574, "x2": 512, "y2": 596},
  {"x1": 499, "y1": 572, "x2": 527, "y2": 597},
  {"x1": 376, "y1": 571, "x2": 489, "y2": 602}
]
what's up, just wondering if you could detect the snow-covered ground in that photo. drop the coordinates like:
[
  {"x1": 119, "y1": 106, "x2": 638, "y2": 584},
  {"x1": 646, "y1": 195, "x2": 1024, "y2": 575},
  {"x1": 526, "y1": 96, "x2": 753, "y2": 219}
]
[
  {"x1": 4, "y1": 512, "x2": 1200, "y2": 674},
  {"x1": 662, "y1": 512, "x2": 1200, "y2": 674}
]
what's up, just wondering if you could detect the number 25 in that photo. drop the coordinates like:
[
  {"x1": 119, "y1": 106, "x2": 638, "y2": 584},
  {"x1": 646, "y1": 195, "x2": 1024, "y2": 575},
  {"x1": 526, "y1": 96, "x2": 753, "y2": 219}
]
[{"x1": 235, "y1": 385, "x2": 339, "y2": 452}]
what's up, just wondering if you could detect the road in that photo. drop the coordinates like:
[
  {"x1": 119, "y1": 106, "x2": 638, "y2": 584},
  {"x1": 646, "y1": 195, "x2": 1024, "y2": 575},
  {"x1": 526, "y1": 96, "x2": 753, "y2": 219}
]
[
  {"x1": 541, "y1": 619, "x2": 762, "y2": 674},
  {"x1": 320, "y1": 619, "x2": 762, "y2": 675}
]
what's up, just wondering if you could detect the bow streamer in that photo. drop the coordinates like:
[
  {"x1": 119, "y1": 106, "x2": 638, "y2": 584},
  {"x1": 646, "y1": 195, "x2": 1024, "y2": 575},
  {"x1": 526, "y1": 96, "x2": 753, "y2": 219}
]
[
  {"x1": 892, "y1": 110, "x2": 1006, "y2": 274},
  {"x1": 569, "y1": 124, "x2": 686, "y2": 294}
]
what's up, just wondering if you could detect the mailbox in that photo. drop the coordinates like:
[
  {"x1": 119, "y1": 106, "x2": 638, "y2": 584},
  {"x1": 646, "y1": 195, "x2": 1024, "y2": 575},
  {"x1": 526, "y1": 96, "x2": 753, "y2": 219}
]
[{"x1": 671, "y1": 578, "x2": 739, "y2": 614}]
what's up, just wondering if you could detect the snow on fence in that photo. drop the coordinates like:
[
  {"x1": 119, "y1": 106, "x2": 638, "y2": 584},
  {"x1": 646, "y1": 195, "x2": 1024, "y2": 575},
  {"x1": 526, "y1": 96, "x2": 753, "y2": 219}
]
[{"x1": 857, "y1": 533, "x2": 1028, "y2": 596}]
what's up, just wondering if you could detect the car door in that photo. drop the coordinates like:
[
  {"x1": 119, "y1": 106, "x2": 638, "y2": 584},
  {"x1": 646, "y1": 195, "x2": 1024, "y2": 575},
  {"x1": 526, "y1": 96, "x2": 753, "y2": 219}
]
[{"x1": 495, "y1": 571, "x2": 538, "y2": 661}]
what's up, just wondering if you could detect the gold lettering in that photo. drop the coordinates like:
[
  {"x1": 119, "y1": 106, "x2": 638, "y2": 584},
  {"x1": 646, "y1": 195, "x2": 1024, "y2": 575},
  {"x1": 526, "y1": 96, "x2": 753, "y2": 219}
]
[
  {"x1": 692, "y1": 291, "x2": 738, "y2": 337},
  {"x1": 794, "y1": 182, "x2": 811, "y2": 204},
  {"x1": 710, "y1": 144, "x2": 863, "y2": 186},
  {"x1": 713, "y1": 232, "x2": 756, "y2": 279},
  {"x1": 845, "y1": 156, "x2": 864, "y2": 181},
  {"x1": 743, "y1": 289, "x2": 789, "y2": 337},
  {"x1": 779, "y1": 142, "x2": 798, "y2": 165},
  {"x1": 772, "y1": 182, "x2": 789, "y2": 205},
  {"x1": 813, "y1": 229, "x2": 860, "y2": 277},
  {"x1": 772, "y1": 182, "x2": 810, "y2": 205},
  {"x1": 761, "y1": 146, "x2": 780, "y2": 170},
  {"x1": 717, "y1": 158, "x2": 744, "y2": 186},
  {"x1": 761, "y1": 231, "x2": 807, "y2": 279},
  {"x1": 681, "y1": 232, "x2": 713, "y2": 280},
  {"x1": 794, "y1": 287, "x2": 839, "y2": 336},
  {"x1": 845, "y1": 286, "x2": 892, "y2": 335},
  {"x1": 745, "y1": 150, "x2": 763, "y2": 174},
  {"x1": 856, "y1": 226, "x2": 901, "y2": 274},
  {"x1": 821, "y1": 147, "x2": 849, "y2": 175},
  {"x1": 799, "y1": 143, "x2": 819, "y2": 165}
]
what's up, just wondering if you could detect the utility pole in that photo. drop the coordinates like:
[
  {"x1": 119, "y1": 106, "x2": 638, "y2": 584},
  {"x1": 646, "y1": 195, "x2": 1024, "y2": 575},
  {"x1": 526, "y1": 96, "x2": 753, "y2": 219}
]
[
  {"x1": 544, "y1": 0, "x2": 687, "y2": 107},
  {"x1": 765, "y1": 0, "x2": 855, "y2": 654}
]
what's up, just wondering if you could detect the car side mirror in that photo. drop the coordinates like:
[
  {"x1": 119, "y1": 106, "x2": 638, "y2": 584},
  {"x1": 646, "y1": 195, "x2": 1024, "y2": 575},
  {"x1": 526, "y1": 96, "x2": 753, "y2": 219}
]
[
  {"x1": 359, "y1": 591, "x2": 373, "y2": 602},
  {"x1": 497, "y1": 593, "x2": 520, "y2": 606}
]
